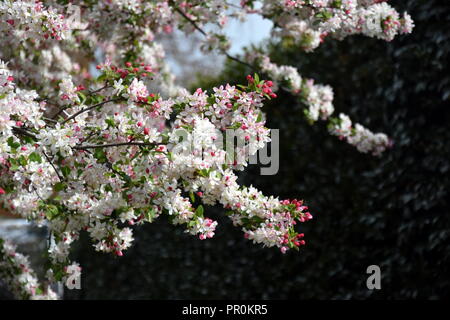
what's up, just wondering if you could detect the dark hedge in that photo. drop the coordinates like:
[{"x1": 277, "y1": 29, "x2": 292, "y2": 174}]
[{"x1": 66, "y1": 0, "x2": 450, "y2": 299}]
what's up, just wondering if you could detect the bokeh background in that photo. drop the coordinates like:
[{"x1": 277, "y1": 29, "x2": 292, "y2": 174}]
[{"x1": 61, "y1": 0, "x2": 449, "y2": 299}]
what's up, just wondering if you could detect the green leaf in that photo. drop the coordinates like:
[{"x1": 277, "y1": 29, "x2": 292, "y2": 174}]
[
  {"x1": 144, "y1": 208, "x2": 156, "y2": 222},
  {"x1": 254, "y1": 73, "x2": 260, "y2": 84},
  {"x1": 28, "y1": 152, "x2": 42, "y2": 163},
  {"x1": 257, "y1": 112, "x2": 263, "y2": 123},
  {"x1": 195, "y1": 205, "x2": 204, "y2": 218},
  {"x1": 93, "y1": 148, "x2": 107, "y2": 163},
  {"x1": 45, "y1": 204, "x2": 59, "y2": 220},
  {"x1": 188, "y1": 220, "x2": 196, "y2": 228},
  {"x1": 18, "y1": 155, "x2": 27, "y2": 166},
  {"x1": 206, "y1": 96, "x2": 216, "y2": 105},
  {"x1": 53, "y1": 182, "x2": 66, "y2": 192},
  {"x1": 7, "y1": 137, "x2": 20, "y2": 150},
  {"x1": 97, "y1": 74, "x2": 107, "y2": 82},
  {"x1": 105, "y1": 118, "x2": 116, "y2": 127},
  {"x1": 53, "y1": 269, "x2": 64, "y2": 282},
  {"x1": 189, "y1": 191, "x2": 196, "y2": 203},
  {"x1": 198, "y1": 168, "x2": 211, "y2": 177},
  {"x1": 61, "y1": 166, "x2": 71, "y2": 177},
  {"x1": 77, "y1": 92, "x2": 86, "y2": 104},
  {"x1": 228, "y1": 122, "x2": 242, "y2": 130}
]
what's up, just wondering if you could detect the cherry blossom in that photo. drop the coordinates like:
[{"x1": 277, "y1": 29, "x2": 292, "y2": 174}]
[{"x1": 0, "y1": 0, "x2": 413, "y2": 299}]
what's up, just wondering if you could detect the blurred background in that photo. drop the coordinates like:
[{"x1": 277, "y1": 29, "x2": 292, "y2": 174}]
[{"x1": 2, "y1": 0, "x2": 449, "y2": 299}]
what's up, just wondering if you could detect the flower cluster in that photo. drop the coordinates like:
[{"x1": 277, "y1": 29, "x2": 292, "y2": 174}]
[
  {"x1": 0, "y1": 0, "x2": 413, "y2": 299},
  {"x1": 0, "y1": 60, "x2": 15, "y2": 95},
  {"x1": 59, "y1": 77, "x2": 80, "y2": 104},
  {"x1": 264, "y1": 0, "x2": 414, "y2": 51},
  {"x1": 329, "y1": 113, "x2": 391, "y2": 156},
  {"x1": 0, "y1": 1, "x2": 71, "y2": 41},
  {"x1": 1, "y1": 59, "x2": 311, "y2": 298},
  {"x1": 0, "y1": 238, "x2": 58, "y2": 300},
  {"x1": 249, "y1": 54, "x2": 391, "y2": 155}
]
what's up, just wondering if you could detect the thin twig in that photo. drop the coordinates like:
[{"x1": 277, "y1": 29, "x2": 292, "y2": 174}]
[
  {"x1": 42, "y1": 151, "x2": 63, "y2": 182},
  {"x1": 73, "y1": 141, "x2": 156, "y2": 149},
  {"x1": 173, "y1": 6, "x2": 206, "y2": 36},
  {"x1": 83, "y1": 148, "x2": 131, "y2": 179},
  {"x1": 224, "y1": 52, "x2": 256, "y2": 71},
  {"x1": 32, "y1": 186, "x2": 45, "y2": 202},
  {"x1": 12, "y1": 127, "x2": 37, "y2": 139},
  {"x1": 62, "y1": 98, "x2": 122, "y2": 124},
  {"x1": 51, "y1": 106, "x2": 70, "y2": 120},
  {"x1": 89, "y1": 84, "x2": 110, "y2": 95},
  {"x1": 53, "y1": 84, "x2": 110, "y2": 120},
  {"x1": 43, "y1": 117, "x2": 58, "y2": 124},
  {"x1": 172, "y1": 4, "x2": 256, "y2": 71}
]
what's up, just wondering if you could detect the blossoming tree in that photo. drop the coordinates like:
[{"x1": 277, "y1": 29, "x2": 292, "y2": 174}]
[{"x1": 0, "y1": 0, "x2": 413, "y2": 299}]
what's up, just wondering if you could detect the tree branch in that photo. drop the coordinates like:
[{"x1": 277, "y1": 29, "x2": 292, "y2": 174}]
[
  {"x1": 12, "y1": 127, "x2": 37, "y2": 139},
  {"x1": 62, "y1": 98, "x2": 122, "y2": 124},
  {"x1": 173, "y1": 6, "x2": 206, "y2": 36},
  {"x1": 88, "y1": 84, "x2": 110, "y2": 95},
  {"x1": 172, "y1": 3, "x2": 256, "y2": 71},
  {"x1": 42, "y1": 151, "x2": 63, "y2": 182},
  {"x1": 73, "y1": 142, "x2": 156, "y2": 150}
]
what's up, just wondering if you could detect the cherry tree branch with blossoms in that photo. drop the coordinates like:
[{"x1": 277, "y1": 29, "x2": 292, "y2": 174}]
[{"x1": 0, "y1": 0, "x2": 413, "y2": 299}]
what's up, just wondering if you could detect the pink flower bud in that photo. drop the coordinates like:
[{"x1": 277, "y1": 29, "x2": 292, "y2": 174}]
[{"x1": 163, "y1": 25, "x2": 173, "y2": 34}]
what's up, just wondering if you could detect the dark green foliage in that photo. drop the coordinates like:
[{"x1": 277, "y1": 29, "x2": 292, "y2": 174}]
[{"x1": 67, "y1": 0, "x2": 450, "y2": 299}]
